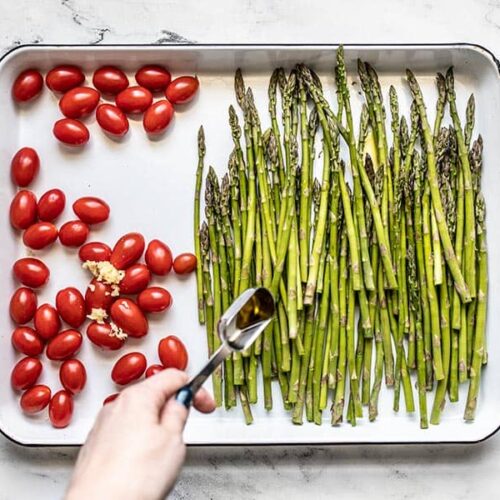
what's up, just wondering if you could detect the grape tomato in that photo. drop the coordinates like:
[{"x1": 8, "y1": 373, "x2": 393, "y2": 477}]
[
  {"x1": 60, "y1": 359, "x2": 86, "y2": 394},
  {"x1": 9, "y1": 190, "x2": 37, "y2": 230},
  {"x1": 11, "y1": 326, "x2": 44, "y2": 356},
  {"x1": 13, "y1": 258, "x2": 50, "y2": 288},
  {"x1": 23, "y1": 222, "x2": 58, "y2": 250},
  {"x1": 73, "y1": 197, "x2": 110, "y2": 224},
  {"x1": 11, "y1": 357, "x2": 43, "y2": 391},
  {"x1": 79, "y1": 242, "x2": 112, "y2": 262},
  {"x1": 53, "y1": 118, "x2": 89, "y2": 146},
  {"x1": 59, "y1": 220, "x2": 90, "y2": 247},
  {"x1": 145, "y1": 364, "x2": 164, "y2": 378},
  {"x1": 85, "y1": 279, "x2": 115, "y2": 314},
  {"x1": 11, "y1": 147, "x2": 40, "y2": 187},
  {"x1": 143, "y1": 100, "x2": 174, "y2": 135},
  {"x1": 137, "y1": 287, "x2": 172, "y2": 313},
  {"x1": 13, "y1": 69, "x2": 43, "y2": 102},
  {"x1": 59, "y1": 86, "x2": 100, "y2": 119},
  {"x1": 46, "y1": 65, "x2": 85, "y2": 93},
  {"x1": 37, "y1": 188, "x2": 66, "y2": 222},
  {"x1": 145, "y1": 239, "x2": 172, "y2": 275},
  {"x1": 165, "y1": 76, "x2": 199, "y2": 104},
  {"x1": 46, "y1": 329, "x2": 83, "y2": 360},
  {"x1": 20, "y1": 385, "x2": 51, "y2": 413},
  {"x1": 49, "y1": 390, "x2": 74, "y2": 428},
  {"x1": 111, "y1": 352, "x2": 147, "y2": 385},
  {"x1": 9, "y1": 287, "x2": 37, "y2": 324},
  {"x1": 93, "y1": 66, "x2": 129, "y2": 95},
  {"x1": 135, "y1": 65, "x2": 171, "y2": 92},
  {"x1": 34, "y1": 303, "x2": 61, "y2": 340},
  {"x1": 158, "y1": 336, "x2": 188, "y2": 370},
  {"x1": 110, "y1": 298, "x2": 148, "y2": 338},
  {"x1": 110, "y1": 232, "x2": 145, "y2": 269},
  {"x1": 115, "y1": 86, "x2": 153, "y2": 114},
  {"x1": 173, "y1": 253, "x2": 197, "y2": 274},
  {"x1": 56, "y1": 287, "x2": 86, "y2": 328},
  {"x1": 119, "y1": 264, "x2": 151, "y2": 295},
  {"x1": 96, "y1": 104, "x2": 129, "y2": 137},
  {"x1": 86, "y1": 321, "x2": 125, "y2": 350}
]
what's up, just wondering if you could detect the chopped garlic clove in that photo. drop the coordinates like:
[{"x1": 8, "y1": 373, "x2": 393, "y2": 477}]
[
  {"x1": 87, "y1": 307, "x2": 108, "y2": 324},
  {"x1": 109, "y1": 322, "x2": 128, "y2": 340},
  {"x1": 82, "y1": 260, "x2": 125, "y2": 288}
]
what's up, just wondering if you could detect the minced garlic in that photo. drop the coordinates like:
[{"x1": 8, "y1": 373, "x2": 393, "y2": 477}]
[
  {"x1": 109, "y1": 322, "x2": 128, "y2": 340},
  {"x1": 87, "y1": 308, "x2": 108, "y2": 324},
  {"x1": 83, "y1": 260, "x2": 125, "y2": 287}
]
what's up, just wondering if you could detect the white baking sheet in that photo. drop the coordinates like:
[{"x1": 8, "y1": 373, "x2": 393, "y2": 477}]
[{"x1": 0, "y1": 44, "x2": 498, "y2": 445}]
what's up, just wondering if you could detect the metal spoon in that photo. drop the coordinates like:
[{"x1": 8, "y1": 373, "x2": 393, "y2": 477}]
[{"x1": 176, "y1": 287, "x2": 275, "y2": 408}]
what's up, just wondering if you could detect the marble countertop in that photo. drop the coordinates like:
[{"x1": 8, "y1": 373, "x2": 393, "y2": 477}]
[{"x1": 2, "y1": 0, "x2": 500, "y2": 498}]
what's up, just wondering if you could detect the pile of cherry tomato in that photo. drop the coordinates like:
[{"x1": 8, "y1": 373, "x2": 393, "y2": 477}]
[
  {"x1": 9, "y1": 146, "x2": 196, "y2": 428},
  {"x1": 12, "y1": 65, "x2": 199, "y2": 146}
]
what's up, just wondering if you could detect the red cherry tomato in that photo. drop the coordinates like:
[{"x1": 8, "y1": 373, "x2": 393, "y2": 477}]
[
  {"x1": 111, "y1": 352, "x2": 147, "y2": 385},
  {"x1": 46, "y1": 65, "x2": 85, "y2": 93},
  {"x1": 135, "y1": 65, "x2": 171, "y2": 92},
  {"x1": 145, "y1": 364, "x2": 164, "y2": 378},
  {"x1": 165, "y1": 76, "x2": 199, "y2": 104},
  {"x1": 115, "y1": 86, "x2": 153, "y2": 114},
  {"x1": 59, "y1": 86, "x2": 100, "y2": 119},
  {"x1": 46, "y1": 329, "x2": 82, "y2": 361},
  {"x1": 110, "y1": 232, "x2": 145, "y2": 269},
  {"x1": 49, "y1": 390, "x2": 74, "y2": 428},
  {"x1": 158, "y1": 335, "x2": 188, "y2": 370},
  {"x1": 11, "y1": 357, "x2": 43, "y2": 390},
  {"x1": 138, "y1": 287, "x2": 172, "y2": 313},
  {"x1": 119, "y1": 264, "x2": 151, "y2": 294},
  {"x1": 20, "y1": 385, "x2": 51, "y2": 413},
  {"x1": 103, "y1": 393, "x2": 119, "y2": 405},
  {"x1": 85, "y1": 279, "x2": 115, "y2": 314},
  {"x1": 145, "y1": 239, "x2": 173, "y2": 275},
  {"x1": 79, "y1": 241, "x2": 112, "y2": 262},
  {"x1": 9, "y1": 190, "x2": 37, "y2": 230},
  {"x1": 143, "y1": 100, "x2": 174, "y2": 135},
  {"x1": 93, "y1": 66, "x2": 129, "y2": 95},
  {"x1": 96, "y1": 104, "x2": 129, "y2": 137},
  {"x1": 9, "y1": 287, "x2": 37, "y2": 324},
  {"x1": 73, "y1": 197, "x2": 110, "y2": 224},
  {"x1": 56, "y1": 287, "x2": 86, "y2": 328},
  {"x1": 37, "y1": 188, "x2": 66, "y2": 221},
  {"x1": 53, "y1": 118, "x2": 89, "y2": 146},
  {"x1": 86, "y1": 321, "x2": 125, "y2": 350},
  {"x1": 59, "y1": 220, "x2": 90, "y2": 247},
  {"x1": 60, "y1": 359, "x2": 86, "y2": 394},
  {"x1": 173, "y1": 253, "x2": 197, "y2": 274},
  {"x1": 12, "y1": 69, "x2": 43, "y2": 102},
  {"x1": 110, "y1": 298, "x2": 148, "y2": 338},
  {"x1": 23, "y1": 222, "x2": 58, "y2": 250},
  {"x1": 11, "y1": 147, "x2": 40, "y2": 187},
  {"x1": 13, "y1": 258, "x2": 50, "y2": 288},
  {"x1": 34, "y1": 303, "x2": 61, "y2": 340},
  {"x1": 53, "y1": 118, "x2": 90, "y2": 146},
  {"x1": 11, "y1": 326, "x2": 44, "y2": 356}
]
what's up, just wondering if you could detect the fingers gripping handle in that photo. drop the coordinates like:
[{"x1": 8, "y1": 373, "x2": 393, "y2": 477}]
[{"x1": 175, "y1": 386, "x2": 194, "y2": 408}]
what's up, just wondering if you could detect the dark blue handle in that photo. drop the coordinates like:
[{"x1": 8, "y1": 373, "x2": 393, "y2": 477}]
[{"x1": 176, "y1": 386, "x2": 193, "y2": 408}]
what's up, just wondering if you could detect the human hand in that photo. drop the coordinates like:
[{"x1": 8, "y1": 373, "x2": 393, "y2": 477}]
[{"x1": 66, "y1": 368, "x2": 215, "y2": 500}]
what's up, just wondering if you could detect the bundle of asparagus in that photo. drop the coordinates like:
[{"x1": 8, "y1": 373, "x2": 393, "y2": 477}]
[{"x1": 193, "y1": 47, "x2": 488, "y2": 428}]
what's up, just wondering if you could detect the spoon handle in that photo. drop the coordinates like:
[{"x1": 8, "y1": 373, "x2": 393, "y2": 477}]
[{"x1": 175, "y1": 343, "x2": 231, "y2": 408}]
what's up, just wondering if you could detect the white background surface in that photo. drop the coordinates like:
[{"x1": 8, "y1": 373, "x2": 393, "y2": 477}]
[{"x1": 1, "y1": 0, "x2": 500, "y2": 498}]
